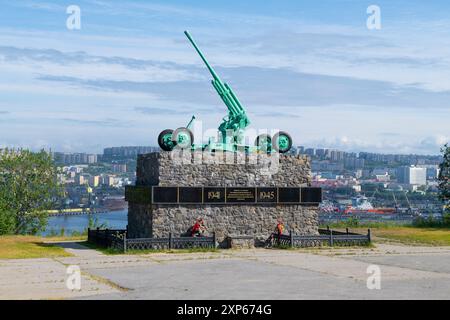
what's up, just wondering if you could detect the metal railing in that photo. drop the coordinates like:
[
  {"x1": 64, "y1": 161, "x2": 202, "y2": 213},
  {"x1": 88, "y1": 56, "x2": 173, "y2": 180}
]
[
  {"x1": 268, "y1": 227, "x2": 371, "y2": 248},
  {"x1": 88, "y1": 227, "x2": 371, "y2": 252},
  {"x1": 87, "y1": 228, "x2": 216, "y2": 253},
  {"x1": 87, "y1": 228, "x2": 126, "y2": 250}
]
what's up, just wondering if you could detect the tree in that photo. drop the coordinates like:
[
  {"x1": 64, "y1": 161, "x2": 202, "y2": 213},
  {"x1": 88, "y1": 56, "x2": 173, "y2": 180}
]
[
  {"x1": 438, "y1": 143, "x2": 450, "y2": 213},
  {"x1": 0, "y1": 149, "x2": 62, "y2": 235},
  {"x1": 0, "y1": 209, "x2": 15, "y2": 235}
]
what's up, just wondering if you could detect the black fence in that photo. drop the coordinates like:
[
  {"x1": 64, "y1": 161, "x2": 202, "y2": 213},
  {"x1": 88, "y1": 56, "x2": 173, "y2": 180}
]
[
  {"x1": 88, "y1": 227, "x2": 371, "y2": 253},
  {"x1": 87, "y1": 228, "x2": 127, "y2": 250},
  {"x1": 87, "y1": 228, "x2": 216, "y2": 253},
  {"x1": 268, "y1": 227, "x2": 371, "y2": 248}
]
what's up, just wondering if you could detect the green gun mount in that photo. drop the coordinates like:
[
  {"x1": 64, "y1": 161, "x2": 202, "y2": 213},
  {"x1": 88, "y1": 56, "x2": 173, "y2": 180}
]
[{"x1": 157, "y1": 31, "x2": 293, "y2": 154}]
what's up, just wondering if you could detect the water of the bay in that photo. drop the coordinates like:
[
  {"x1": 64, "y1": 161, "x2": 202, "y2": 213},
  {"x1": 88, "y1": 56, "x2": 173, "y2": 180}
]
[{"x1": 41, "y1": 209, "x2": 128, "y2": 236}]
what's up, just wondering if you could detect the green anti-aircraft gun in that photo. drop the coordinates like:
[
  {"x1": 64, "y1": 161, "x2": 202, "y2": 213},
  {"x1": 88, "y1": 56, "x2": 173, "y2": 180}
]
[{"x1": 157, "y1": 31, "x2": 293, "y2": 153}]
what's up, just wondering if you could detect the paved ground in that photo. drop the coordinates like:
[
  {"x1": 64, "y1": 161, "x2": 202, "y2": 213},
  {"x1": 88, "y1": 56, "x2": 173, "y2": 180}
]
[{"x1": 0, "y1": 242, "x2": 449, "y2": 299}]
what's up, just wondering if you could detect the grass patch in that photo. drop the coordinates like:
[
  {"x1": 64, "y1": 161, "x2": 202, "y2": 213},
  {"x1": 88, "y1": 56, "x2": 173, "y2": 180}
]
[
  {"x1": 321, "y1": 215, "x2": 450, "y2": 230},
  {"x1": 372, "y1": 227, "x2": 450, "y2": 246},
  {"x1": 338, "y1": 227, "x2": 450, "y2": 246},
  {"x1": 321, "y1": 220, "x2": 450, "y2": 246},
  {"x1": 0, "y1": 235, "x2": 84, "y2": 259}
]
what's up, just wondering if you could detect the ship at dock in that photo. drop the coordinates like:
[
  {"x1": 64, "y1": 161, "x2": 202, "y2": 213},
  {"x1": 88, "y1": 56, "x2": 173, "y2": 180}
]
[{"x1": 343, "y1": 196, "x2": 396, "y2": 214}]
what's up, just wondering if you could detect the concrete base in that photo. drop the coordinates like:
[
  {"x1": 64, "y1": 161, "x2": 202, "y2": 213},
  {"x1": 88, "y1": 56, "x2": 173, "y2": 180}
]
[{"x1": 226, "y1": 235, "x2": 255, "y2": 249}]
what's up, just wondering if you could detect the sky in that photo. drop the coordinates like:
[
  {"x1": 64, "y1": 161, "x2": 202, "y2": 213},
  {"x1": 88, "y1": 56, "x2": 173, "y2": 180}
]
[{"x1": 0, "y1": 0, "x2": 449, "y2": 155}]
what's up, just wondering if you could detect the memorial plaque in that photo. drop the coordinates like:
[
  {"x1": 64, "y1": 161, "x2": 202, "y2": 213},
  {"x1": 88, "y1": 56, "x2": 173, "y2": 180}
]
[
  {"x1": 203, "y1": 187, "x2": 225, "y2": 203},
  {"x1": 125, "y1": 186, "x2": 152, "y2": 204},
  {"x1": 301, "y1": 187, "x2": 322, "y2": 203},
  {"x1": 278, "y1": 187, "x2": 300, "y2": 203},
  {"x1": 179, "y1": 187, "x2": 203, "y2": 203},
  {"x1": 257, "y1": 187, "x2": 277, "y2": 203},
  {"x1": 152, "y1": 187, "x2": 178, "y2": 203},
  {"x1": 127, "y1": 186, "x2": 321, "y2": 205},
  {"x1": 226, "y1": 187, "x2": 256, "y2": 203}
]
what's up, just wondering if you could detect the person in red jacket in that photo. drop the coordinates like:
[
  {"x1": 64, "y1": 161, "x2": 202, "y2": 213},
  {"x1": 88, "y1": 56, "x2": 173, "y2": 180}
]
[
  {"x1": 191, "y1": 219, "x2": 201, "y2": 236},
  {"x1": 191, "y1": 218, "x2": 206, "y2": 237}
]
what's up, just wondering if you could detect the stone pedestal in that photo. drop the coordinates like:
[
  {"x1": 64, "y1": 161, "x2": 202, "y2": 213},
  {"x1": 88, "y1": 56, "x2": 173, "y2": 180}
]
[
  {"x1": 226, "y1": 235, "x2": 255, "y2": 249},
  {"x1": 127, "y1": 151, "x2": 319, "y2": 247}
]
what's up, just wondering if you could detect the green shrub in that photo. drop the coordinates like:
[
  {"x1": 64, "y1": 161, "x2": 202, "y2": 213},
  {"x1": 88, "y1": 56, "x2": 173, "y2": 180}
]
[
  {"x1": 346, "y1": 217, "x2": 360, "y2": 227},
  {"x1": 0, "y1": 210, "x2": 15, "y2": 235},
  {"x1": 413, "y1": 214, "x2": 450, "y2": 228},
  {"x1": 443, "y1": 213, "x2": 450, "y2": 226}
]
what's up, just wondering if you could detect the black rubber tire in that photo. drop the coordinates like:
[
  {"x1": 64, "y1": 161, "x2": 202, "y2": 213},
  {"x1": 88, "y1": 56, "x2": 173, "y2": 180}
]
[
  {"x1": 158, "y1": 129, "x2": 174, "y2": 151},
  {"x1": 272, "y1": 131, "x2": 292, "y2": 153},
  {"x1": 172, "y1": 127, "x2": 194, "y2": 149},
  {"x1": 255, "y1": 134, "x2": 272, "y2": 153}
]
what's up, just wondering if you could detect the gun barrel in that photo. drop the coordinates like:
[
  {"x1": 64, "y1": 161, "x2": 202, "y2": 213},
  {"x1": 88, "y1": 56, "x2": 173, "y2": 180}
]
[
  {"x1": 184, "y1": 30, "x2": 221, "y2": 82},
  {"x1": 184, "y1": 30, "x2": 249, "y2": 127},
  {"x1": 212, "y1": 79, "x2": 239, "y2": 115}
]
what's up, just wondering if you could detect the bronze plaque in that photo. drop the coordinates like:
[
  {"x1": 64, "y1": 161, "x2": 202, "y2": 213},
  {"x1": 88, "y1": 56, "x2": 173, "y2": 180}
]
[
  {"x1": 257, "y1": 187, "x2": 277, "y2": 203},
  {"x1": 226, "y1": 187, "x2": 256, "y2": 203},
  {"x1": 203, "y1": 187, "x2": 225, "y2": 203}
]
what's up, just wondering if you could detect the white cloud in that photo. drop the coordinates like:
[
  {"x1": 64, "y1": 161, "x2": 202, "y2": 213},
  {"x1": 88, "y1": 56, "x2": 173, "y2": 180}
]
[{"x1": 0, "y1": 1, "x2": 449, "y2": 153}]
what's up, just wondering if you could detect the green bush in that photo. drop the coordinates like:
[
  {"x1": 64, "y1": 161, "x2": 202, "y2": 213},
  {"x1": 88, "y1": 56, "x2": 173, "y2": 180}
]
[
  {"x1": 0, "y1": 210, "x2": 15, "y2": 235},
  {"x1": 413, "y1": 214, "x2": 450, "y2": 228},
  {"x1": 443, "y1": 213, "x2": 450, "y2": 226},
  {"x1": 346, "y1": 217, "x2": 360, "y2": 227}
]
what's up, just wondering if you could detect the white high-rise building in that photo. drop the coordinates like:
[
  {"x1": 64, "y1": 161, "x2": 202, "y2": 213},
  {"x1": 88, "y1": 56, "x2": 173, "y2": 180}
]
[{"x1": 397, "y1": 166, "x2": 427, "y2": 185}]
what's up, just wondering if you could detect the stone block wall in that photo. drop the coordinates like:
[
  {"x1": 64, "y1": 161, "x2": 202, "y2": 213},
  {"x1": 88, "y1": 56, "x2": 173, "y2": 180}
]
[
  {"x1": 136, "y1": 151, "x2": 311, "y2": 187},
  {"x1": 128, "y1": 151, "x2": 319, "y2": 246}
]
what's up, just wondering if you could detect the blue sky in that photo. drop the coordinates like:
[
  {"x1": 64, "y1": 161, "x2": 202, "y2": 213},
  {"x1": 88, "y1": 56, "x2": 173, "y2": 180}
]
[{"x1": 0, "y1": 0, "x2": 449, "y2": 154}]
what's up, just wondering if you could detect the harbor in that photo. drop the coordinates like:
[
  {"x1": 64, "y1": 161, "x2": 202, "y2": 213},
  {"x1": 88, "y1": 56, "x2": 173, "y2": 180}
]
[{"x1": 42, "y1": 209, "x2": 128, "y2": 236}]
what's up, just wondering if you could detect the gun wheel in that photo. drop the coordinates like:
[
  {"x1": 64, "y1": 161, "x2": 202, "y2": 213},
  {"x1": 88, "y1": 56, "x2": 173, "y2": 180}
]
[
  {"x1": 172, "y1": 127, "x2": 194, "y2": 149},
  {"x1": 272, "y1": 131, "x2": 292, "y2": 153},
  {"x1": 158, "y1": 129, "x2": 175, "y2": 151},
  {"x1": 255, "y1": 134, "x2": 272, "y2": 153}
]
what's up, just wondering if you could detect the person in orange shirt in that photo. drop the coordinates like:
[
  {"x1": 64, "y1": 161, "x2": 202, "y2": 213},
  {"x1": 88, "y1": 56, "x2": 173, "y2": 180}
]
[
  {"x1": 276, "y1": 219, "x2": 285, "y2": 236},
  {"x1": 274, "y1": 219, "x2": 285, "y2": 245}
]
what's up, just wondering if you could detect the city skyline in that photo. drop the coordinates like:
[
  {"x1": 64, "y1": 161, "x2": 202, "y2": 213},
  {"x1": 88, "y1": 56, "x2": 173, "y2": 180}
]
[
  {"x1": 48, "y1": 145, "x2": 443, "y2": 157},
  {"x1": 0, "y1": 0, "x2": 449, "y2": 154}
]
